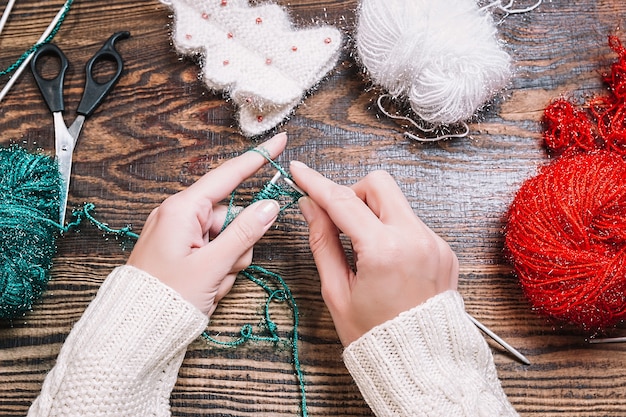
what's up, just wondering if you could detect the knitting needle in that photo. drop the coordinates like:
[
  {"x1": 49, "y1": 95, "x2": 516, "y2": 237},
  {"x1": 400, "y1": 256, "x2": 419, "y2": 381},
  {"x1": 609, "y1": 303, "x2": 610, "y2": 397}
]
[
  {"x1": 282, "y1": 176, "x2": 307, "y2": 196},
  {"x1": 0, "y1": 0, "x2": 16, "y2": 37},
  {"x1": 270, "y1": 170, "x2": 308, "y2": 197},
  {"x1": 269, "y1": 170, "x2": 282, "y2": 185},
  {"x1": 467, "y1": 313, "x2": 531, "y2": 365},
  {"x1": 588, "y1": 336, "x2": 626, "y2": 344},
  {"x1": 0, "y1": 1, "x2": 68, "y2": 103}
]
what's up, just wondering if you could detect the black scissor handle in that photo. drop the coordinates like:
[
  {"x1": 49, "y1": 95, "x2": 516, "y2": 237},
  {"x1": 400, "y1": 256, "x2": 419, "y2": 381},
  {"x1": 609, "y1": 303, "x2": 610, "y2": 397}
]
[
  {"x1": 30, "y1": 43, "x2": 69, "y2": 113},
  {"x1": 76, "y1": 31, "x2": 131, "y2": 116}
]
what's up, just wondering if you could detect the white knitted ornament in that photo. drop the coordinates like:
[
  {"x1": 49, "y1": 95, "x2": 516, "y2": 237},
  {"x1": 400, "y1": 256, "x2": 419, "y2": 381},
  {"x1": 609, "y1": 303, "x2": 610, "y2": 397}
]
[
  {"x1": 356, "y1": 0, "x2": 514, "y2": 127},
  {"x1": 162, "y1": 0, "x2": 342, "y2": 137}
]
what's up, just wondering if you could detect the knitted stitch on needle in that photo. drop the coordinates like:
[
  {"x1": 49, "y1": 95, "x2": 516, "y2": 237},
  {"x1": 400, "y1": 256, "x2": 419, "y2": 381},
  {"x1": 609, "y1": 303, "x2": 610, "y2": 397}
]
[{"x1": 161, "y1": 0, "x2": 342, "y2": 137}]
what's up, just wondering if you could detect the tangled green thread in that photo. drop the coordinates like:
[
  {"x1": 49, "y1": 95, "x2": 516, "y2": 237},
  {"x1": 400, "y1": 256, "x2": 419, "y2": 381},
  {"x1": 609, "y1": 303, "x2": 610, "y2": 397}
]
[
  {"x1": 204, "y1": 147, "x2": 307, "y2": 416},
  {"x1": 65, "y1": 203, "x2": 139, "y2": 240},
  {"x1": 201, "y1": 265, "x2": 307, "y2": 415},
  {"x1": 0, "y1": 145, "x2": 135, "y2": 320}
]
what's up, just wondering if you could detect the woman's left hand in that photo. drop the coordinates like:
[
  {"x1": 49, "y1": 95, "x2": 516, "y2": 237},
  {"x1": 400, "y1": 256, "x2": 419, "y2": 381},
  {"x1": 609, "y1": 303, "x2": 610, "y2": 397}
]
[{"x1": 127, "y1": 132, "x2": 287, "y2": 316}]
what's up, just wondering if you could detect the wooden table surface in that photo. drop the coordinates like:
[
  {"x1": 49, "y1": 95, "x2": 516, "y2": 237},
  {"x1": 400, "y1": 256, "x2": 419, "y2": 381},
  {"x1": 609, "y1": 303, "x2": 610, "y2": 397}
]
[{"x1": 1, "y1": 0, "x2": 626, "y2": 415}]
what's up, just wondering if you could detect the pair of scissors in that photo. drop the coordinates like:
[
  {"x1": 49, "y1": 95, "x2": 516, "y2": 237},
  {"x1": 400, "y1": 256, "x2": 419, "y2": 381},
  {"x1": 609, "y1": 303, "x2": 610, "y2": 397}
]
[{"x1": 30, "y1": 31, "x2": 130, "y2": 225}]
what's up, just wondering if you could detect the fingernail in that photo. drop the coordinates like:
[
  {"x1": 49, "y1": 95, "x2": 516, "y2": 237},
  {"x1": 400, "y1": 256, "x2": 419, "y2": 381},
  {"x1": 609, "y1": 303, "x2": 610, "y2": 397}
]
[
  {"x1": 256, "y1": 199, "x2": 280, "y2": 225},
  {"x1": 298, "y1": 196, "x2": 315, "y2": 222},
  {"x1": 290, "y1": 160, "x2": 308, "y2": 169}
]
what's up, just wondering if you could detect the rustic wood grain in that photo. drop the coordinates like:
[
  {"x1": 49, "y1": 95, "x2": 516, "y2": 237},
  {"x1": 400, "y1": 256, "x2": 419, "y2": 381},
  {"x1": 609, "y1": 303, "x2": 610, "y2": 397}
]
[{"x1": 1, "y1": 0, "x2": 626, "y2": 415}]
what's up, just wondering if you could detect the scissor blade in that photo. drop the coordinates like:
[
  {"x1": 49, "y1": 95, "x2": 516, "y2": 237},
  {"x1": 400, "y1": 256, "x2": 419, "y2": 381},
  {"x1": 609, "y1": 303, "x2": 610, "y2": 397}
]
[
  {"x1": 54, "y1": 112, "x2": 75, "y2": 225},
  {"x1": 67, "y1": 114, "x2": 85, "y2": 144}
]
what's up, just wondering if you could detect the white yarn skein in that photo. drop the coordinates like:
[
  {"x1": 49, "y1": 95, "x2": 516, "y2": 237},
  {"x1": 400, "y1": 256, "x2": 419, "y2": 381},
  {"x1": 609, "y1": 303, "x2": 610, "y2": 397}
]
[{"x1": 356, "y1": 0, "x2": 512, "y2": 126}]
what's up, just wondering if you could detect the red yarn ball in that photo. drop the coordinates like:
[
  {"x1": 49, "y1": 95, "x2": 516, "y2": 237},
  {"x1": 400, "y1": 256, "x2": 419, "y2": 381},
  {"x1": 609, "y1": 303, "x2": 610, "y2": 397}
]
[{"x1": 505, "y1": 151, "x2": 626, "y2": 330}]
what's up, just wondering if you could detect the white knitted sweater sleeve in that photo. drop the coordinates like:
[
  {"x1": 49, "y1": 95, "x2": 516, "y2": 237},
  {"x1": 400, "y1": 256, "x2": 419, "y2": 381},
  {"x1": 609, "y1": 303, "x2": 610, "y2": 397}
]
[
  {"x1": 28, "y1": 265, "x2": 209, "y2": 417},
  {"x1": 343, "y1": 290, "x2": 519, "y2": 417}
]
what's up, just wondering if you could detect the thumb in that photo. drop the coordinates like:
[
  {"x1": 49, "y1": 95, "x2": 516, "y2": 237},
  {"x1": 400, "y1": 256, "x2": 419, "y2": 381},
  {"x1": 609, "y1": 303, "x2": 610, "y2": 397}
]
[{"x1": 205, "y1": 199, "x2": 280, "y2": 271}]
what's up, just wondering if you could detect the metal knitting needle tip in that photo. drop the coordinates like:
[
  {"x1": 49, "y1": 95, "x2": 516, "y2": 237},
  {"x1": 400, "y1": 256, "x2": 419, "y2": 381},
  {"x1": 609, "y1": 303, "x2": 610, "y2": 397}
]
[
  {"x1": 588, "y1": 336, "x2": 626, "y2": 344},
  {"x1": 283, "y1": 176, "x2": 307, "y2": 196},
  {"x1": 269, "y1": 171, "x2": 282, "y2": 184},
  {"x1": 467, "y1": 313, "x2": 531, "y2": 366}
]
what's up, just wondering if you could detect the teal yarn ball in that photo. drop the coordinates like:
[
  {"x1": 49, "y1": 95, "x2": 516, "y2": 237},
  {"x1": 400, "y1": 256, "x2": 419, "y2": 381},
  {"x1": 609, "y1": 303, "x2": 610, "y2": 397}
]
[{"x1": 0, "y1": 146, "x2": 61, "y2": 319}]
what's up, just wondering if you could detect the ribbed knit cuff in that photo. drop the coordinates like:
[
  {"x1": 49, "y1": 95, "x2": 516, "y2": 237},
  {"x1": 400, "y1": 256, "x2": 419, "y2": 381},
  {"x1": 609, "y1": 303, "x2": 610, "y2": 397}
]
[
  {"x1": 29, "y1": 265, "x2": 209, "y2": 417},
  {"x1": 343, "y1": 291, "x2": 518, "y2": 417},
  {"x1": 72, "y1": 265, "x2": 209, "y2": 373}
]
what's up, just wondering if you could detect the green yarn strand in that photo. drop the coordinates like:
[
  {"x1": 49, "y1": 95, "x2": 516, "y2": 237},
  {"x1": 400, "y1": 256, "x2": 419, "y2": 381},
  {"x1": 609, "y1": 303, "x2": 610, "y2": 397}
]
[
  {"x1": 201, "y1": 265, "x2": 308, "y2": 417},
  {"x1": 64, "y1": 203, "x2": 139, "y2": 240},
  {"x1": 246, "y1": 265, "x2": 307, "y2": 416},
  {"x1": 203, "y1": 154, "x2": 308, "y2": 416}
]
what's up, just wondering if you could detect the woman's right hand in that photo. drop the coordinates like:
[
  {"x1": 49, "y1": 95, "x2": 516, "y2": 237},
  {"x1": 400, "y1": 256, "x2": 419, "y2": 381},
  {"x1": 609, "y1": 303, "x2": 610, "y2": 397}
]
[{"x1": 290, "y1": 161, "x2": 459, "y2": 347}]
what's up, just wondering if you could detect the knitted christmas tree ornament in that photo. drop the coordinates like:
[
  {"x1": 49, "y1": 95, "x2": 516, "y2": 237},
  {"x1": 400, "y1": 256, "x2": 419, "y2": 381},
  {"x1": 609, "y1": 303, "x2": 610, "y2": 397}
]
[{"x1": 161, "y1": 0, "x2": 342, "y2": 137}]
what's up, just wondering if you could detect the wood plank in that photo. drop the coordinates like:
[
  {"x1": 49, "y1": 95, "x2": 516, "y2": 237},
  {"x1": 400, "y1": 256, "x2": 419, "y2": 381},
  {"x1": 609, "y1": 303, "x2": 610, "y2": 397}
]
[{"x1": 1, "y1": 0, "x2": 626, "y2": 415}]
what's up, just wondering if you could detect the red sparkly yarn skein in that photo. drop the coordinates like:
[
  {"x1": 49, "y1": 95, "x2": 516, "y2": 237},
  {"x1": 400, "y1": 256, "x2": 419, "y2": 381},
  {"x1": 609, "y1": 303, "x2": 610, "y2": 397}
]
[
  {"x1": 505, "y1": 151, "x2": 626, "y2": 329},
  {"x1": 505, "y1": 36, "x2": 626, "y2": 330}
]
